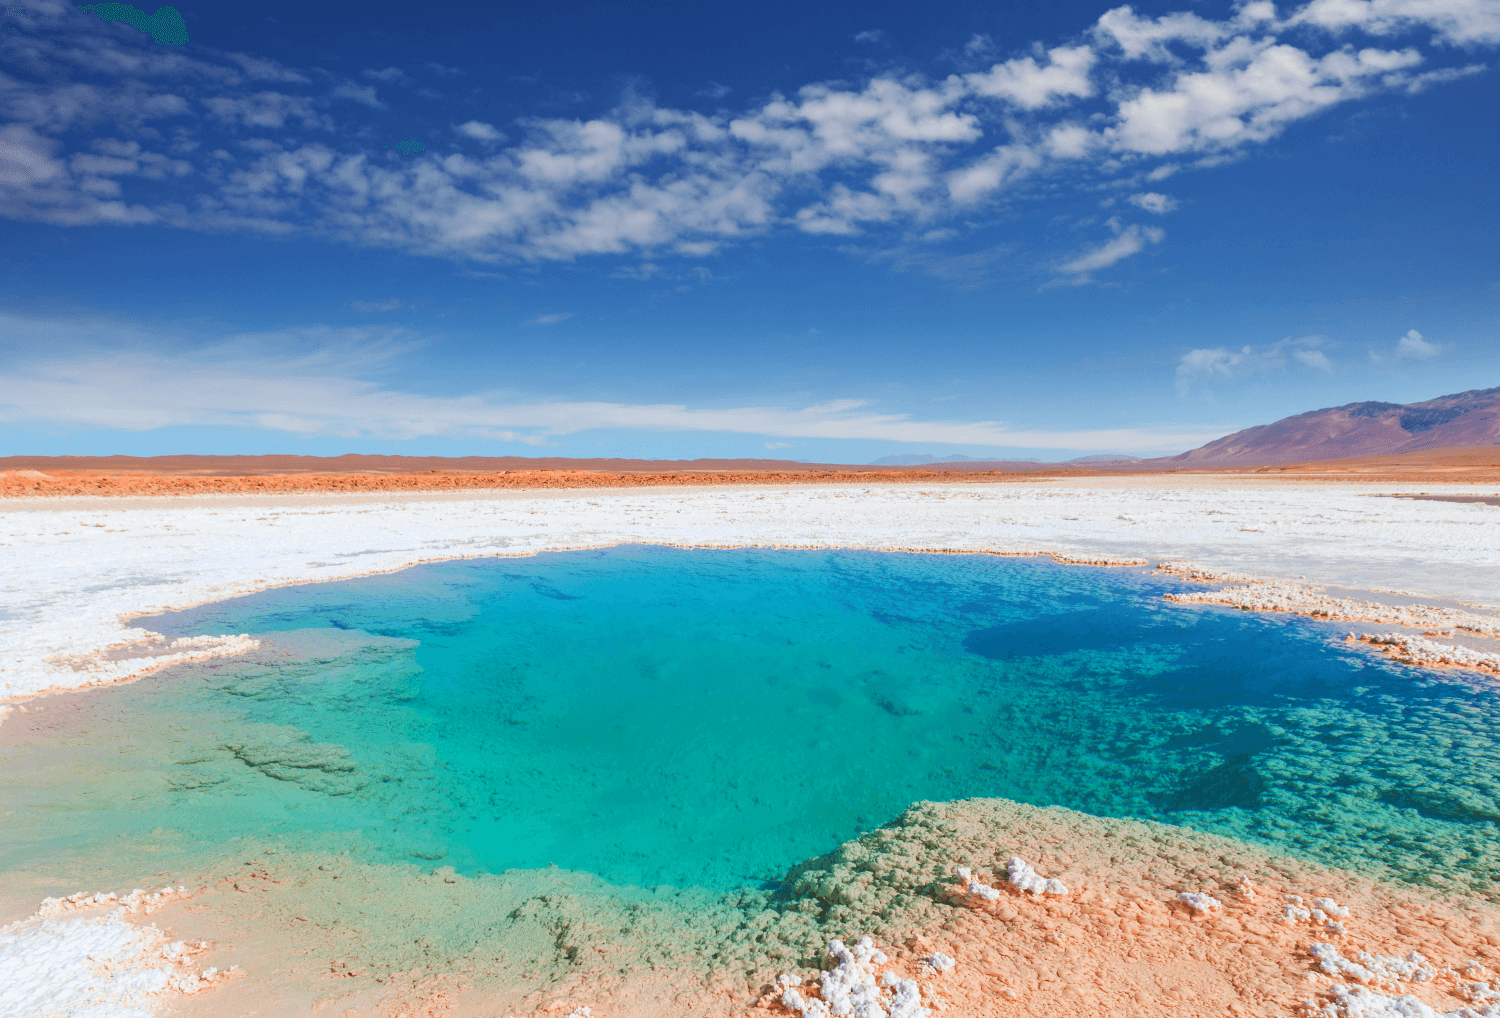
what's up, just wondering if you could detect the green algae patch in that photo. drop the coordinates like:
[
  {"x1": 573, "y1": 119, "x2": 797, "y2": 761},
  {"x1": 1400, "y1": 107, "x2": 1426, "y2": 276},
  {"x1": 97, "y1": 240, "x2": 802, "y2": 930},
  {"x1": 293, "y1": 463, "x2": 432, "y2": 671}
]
[{"x1": 78, "y1": 3, "x2": 188, "y2": 45}]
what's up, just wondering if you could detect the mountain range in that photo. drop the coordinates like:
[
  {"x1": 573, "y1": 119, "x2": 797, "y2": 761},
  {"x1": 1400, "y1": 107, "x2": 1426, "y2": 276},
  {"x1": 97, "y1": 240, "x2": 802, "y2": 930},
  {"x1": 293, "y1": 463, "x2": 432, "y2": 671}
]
[{"x1": 1172, "y1": 385, "x2": 1500, "y2": 466}]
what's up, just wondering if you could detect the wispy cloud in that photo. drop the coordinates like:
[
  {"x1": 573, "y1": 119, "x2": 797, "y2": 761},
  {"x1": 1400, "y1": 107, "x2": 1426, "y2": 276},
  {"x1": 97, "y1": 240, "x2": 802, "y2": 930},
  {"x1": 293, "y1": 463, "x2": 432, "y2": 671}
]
[
  {"x1": 0, "y1": 0, "x2": 1492, "y2": 269},
  {"x1": 0, "y1": 313, "x2": 1230, "y2": 452},
  {"x1": 1056, "y1": 220, "x2": 1164, "y2": 278},
  {"x1": 523, "y1": 312, "x2": 574, "y2": 326},
  {"x1": 350, "y1": 298, "x2": 402, "y2": 312},
  {"x1": 1292, "y1": 348, "x2": 1333, "y2": 372},
  {"x1": 1175, "y1": 335, "x2": 1332, "y2": 388}
]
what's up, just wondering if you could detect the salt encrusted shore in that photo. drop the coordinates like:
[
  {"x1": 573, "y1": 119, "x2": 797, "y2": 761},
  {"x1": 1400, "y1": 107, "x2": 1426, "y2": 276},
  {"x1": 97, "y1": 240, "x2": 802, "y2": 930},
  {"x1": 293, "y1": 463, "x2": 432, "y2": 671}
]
[
  {"x1": 3, "y1": 480, "x2": 1499, "y2": 703},
  {"x1": 1157, "y1": 564, "x2": 1500, "y2": 676}
]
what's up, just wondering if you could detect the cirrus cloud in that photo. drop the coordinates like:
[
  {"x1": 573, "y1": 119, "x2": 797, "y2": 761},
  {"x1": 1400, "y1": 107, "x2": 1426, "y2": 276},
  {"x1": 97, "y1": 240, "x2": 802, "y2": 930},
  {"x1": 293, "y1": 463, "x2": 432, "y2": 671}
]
[{"x1": 0, "y1": 311, "x2": 1233, "y2": 453}]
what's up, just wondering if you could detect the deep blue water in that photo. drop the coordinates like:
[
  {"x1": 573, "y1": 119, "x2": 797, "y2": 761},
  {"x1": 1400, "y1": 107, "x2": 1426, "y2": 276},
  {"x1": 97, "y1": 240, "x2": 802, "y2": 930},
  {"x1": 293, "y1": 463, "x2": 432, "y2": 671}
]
[{"x1": 18, "y1": 547, "x2": 1500, "y2": 893}]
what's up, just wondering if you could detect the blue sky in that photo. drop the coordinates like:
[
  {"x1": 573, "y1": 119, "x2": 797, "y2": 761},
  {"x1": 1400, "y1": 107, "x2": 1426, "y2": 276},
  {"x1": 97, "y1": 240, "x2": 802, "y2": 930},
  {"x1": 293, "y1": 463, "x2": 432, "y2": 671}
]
[{"x1": 0, "y1": 0, "x2": 1495, "y2": 462}]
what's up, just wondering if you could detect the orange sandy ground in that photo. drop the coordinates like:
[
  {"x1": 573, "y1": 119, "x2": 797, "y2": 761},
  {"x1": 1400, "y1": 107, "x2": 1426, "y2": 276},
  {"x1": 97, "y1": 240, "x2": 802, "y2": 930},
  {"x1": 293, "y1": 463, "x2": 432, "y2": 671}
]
[
  {"x1": 16, "y1": 799, "x2": 1491, "y2": 1018},
  {"x1": 0, "y1": 467, "x2": 1032, "y2": 497},
  {"x1": 3, "y1": 444, "x2": 1500, "y2": 497}
]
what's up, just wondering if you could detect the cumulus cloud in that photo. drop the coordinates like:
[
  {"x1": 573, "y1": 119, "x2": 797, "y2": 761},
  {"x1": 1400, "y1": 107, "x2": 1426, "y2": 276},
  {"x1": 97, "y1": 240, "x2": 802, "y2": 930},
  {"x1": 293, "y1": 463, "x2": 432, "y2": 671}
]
[
  {"x1": 1396, "y1": 328, "x2": 1440, "y2": 357},
  {"x1": 963, "y1": 45, "x2": 1097, "y2": 109},
  {"x1": 1370, "y1": 328, "x2": 1442, "y2": 363},
  {"x1": 0, "y1": 0, "x2": 1494, "y2": 266},
  {"x1": 1127, "y1": 191, "x2": 1178, "y2": 212},
  {"x1": 1106, "y1": 43, "x2": 1422, "y2": 155}
]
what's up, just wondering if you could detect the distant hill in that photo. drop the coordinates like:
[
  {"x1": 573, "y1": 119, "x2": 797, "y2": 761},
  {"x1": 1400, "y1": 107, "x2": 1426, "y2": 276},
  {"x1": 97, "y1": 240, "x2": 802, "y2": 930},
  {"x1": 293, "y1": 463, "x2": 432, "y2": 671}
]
[
  {"x1": 871, "y1": 453, "x2": 1041, "y2": 465},
  {"x1": 1173, "y1": 385, "x2": 1500, "y2": 466},
  {"x1": 1068, "y1": 453, "x2": 1140, "y2": 463}
]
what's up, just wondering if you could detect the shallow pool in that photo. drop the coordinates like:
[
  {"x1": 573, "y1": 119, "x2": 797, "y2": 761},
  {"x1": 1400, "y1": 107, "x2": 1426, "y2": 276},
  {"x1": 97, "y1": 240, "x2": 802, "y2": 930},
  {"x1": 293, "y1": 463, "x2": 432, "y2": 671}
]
[{"x1": 5, "y1": 547, "x2": 1498, "y2": 893}]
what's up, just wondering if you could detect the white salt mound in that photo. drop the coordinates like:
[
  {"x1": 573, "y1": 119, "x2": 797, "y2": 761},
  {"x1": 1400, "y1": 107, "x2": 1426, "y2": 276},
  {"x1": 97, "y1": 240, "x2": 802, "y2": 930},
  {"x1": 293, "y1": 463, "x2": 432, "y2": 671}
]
[
  {"x1": 780, "y1": 936, "x2": 932, "y2": 1018},
  {"x1": 1006, "y1": 856, "x2": 1068, "y2": 897},
  {"x1": 1178, "y1": 891, "x2": 1222, "y2": 913},
  {"x1": 925, "y1": 952, "x2": 955, "y2": 974}
]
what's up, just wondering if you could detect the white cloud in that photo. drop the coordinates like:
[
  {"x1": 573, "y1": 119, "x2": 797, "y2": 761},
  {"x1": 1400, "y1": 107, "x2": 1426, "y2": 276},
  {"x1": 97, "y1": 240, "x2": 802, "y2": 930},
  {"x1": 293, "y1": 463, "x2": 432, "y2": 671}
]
[
  {"x1": 1369, "y1": 327, "x2": 1443, "y2": 363},
  {"x1": 523, "y1": 312, "x2": 574, "y2": 326},
  {"x1": 224, "y1": 53, "x2": 312, "y2": 84},
  {"x1": 0, "y1": 0, "x2": 1493, "y2": 264},
  {"x1": 203, "y1": 91, "x2": 329, "y2": 129},
  {"x1": 1057, "y1": 220, "x2": 1164, "y2": 275},
  {"x1": 1094, "y1": 7, "x2": 1232, "y2": 61},
  {"x1": 1107, "y1": 43, "x2": 1422, "y2": 155},
  {"x1": 1176, "y1": 344, "x2": 1283, "y2": 381},
  {"x1": 1289, "y1": 0, "x2": 1500, "y2": 45},
  {"x1": 963, "y1": 45, "x2": 1097, "y2": 109},
  {"x1": 854, "y1": 29, "x2": 885, "y2": 44},
  {"x1": 1127, "y1": 191, "x2": 1178, "y2": 212},
  {"x1": 455, "y1": 120, "x2": 504, "y2": 142},
  {"x1": 1396, "y1": 328, "x2": 1440, "y2": 357},
  {"x1": 1398, "y1": 62, "x2": 1488, "y2": 91},
  {"x1": 1176, "y1": 335, "x2": 1334, "y2": 385},
  {"x1": 351, "y1": 298, "x2": 402, "y2": 312},
  {"x1": 1293, "y1": 348, "x2": 1334, "y2": 371},
  {"x1": 0, "y1": 312, "x2": 1229, "y2": 452},
  {"x1": 328, "y1": 82, "x2": 384, "y2": 108}
]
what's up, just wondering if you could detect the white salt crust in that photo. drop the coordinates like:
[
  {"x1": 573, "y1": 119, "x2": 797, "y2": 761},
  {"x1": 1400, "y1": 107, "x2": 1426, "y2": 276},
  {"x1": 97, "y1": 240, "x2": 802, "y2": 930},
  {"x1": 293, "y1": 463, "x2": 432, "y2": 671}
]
[
  {"x1": 0, "y1": 887, "x2": 232, "y2": 1018},
  {"x1": 4, "y1": 481, "x2": 1499, "y2": 703}
]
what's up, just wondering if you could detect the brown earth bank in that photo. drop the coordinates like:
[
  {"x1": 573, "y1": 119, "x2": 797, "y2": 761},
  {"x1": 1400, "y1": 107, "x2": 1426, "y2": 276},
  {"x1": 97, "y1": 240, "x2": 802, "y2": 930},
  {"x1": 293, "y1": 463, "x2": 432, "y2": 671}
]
[{"x1": 3, "y1": 445, "x2": 1500, "y2": 495}]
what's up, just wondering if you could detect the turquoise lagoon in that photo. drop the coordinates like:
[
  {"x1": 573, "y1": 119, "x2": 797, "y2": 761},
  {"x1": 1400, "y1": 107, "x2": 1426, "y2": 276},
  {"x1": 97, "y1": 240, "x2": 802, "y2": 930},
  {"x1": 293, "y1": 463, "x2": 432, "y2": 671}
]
[{"x1": 6, "y1": 547, "x2": 1499, "y2": 894}]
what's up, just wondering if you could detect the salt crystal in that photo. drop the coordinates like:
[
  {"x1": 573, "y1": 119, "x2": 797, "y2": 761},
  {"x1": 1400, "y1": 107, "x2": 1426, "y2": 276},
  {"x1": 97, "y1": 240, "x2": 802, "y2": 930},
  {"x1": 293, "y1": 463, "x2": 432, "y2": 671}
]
[
  {"x1": 1006, "y1": 857, "x2": 1068, "y2": 897},
  {"x1": 1178, "y1": 891, "x2": 1222, "y2": 913},
  {"x1": 926, "y1": 952, "x2": 956, "y2": 973}
]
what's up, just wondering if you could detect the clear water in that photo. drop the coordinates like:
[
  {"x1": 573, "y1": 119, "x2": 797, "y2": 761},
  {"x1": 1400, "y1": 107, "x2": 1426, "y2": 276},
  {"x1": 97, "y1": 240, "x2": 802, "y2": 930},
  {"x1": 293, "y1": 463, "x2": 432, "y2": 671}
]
[{"x1": 6, "y1": 547, "x2": 1500, "y2": 893}]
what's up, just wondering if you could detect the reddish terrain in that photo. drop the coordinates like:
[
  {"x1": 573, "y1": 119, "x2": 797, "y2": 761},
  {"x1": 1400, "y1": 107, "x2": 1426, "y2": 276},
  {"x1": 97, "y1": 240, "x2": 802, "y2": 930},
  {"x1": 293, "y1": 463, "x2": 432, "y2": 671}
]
[
  {"x1": 3, "y1": 444, "x2": 1500, "y2": 496},
  {"x1": 1170, "y1": 385, "x2": 1500, "y2": 466}
]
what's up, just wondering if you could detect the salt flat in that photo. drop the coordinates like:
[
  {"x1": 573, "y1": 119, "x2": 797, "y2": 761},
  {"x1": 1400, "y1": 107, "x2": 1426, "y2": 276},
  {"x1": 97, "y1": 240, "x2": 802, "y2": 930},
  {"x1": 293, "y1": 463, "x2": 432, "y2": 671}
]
[{"x1": 3, "y1": 479, "x2": 1498, "y2": 701}]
